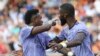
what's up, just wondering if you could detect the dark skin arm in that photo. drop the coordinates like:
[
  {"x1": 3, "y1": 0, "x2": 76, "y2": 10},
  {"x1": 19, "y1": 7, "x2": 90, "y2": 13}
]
[
  {"x1": 67, "y1": 32, "x2": 86, "y2": 48},
  {"x1": 31, "y1": 22, "x2": 56, "y2": 35},
  {"x1": 31, "y1": 24, "x2": 52, "y2": 35},
  {"x1": 58, "y1": 32, "x2": 86, "y2": 55},
  {"x1": 46, "y1": 36, "x2": 64, "y2": 49},
  {"x1": 58, "y1": 48, "x2": 71, "y2": 56},
  {"x1": 49, "y1": 32, "x2": 86, "y2": 50},
  {"x1": 49, "y1": 36, "x2": 64, "y2": 43}
]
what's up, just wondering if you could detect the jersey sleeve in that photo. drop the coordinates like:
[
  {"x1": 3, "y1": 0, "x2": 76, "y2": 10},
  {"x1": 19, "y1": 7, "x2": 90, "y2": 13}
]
[
  {"x1": 76, "y1": 29, "x2": 88, "y2": 37},
  {"x1": 19, "y1": 26, "x2": 33, "y2": 43}
]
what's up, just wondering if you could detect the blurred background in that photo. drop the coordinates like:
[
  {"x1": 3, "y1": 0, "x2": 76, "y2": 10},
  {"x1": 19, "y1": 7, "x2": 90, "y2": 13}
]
[{"x1": 0, "y1": 0, "x2": 100, "y2": 56}]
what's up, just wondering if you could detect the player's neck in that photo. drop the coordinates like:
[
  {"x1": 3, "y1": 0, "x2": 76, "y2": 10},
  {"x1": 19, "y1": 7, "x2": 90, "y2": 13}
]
[{"x1": 67, "y1": 18, "x2": 76, "y2": 29}]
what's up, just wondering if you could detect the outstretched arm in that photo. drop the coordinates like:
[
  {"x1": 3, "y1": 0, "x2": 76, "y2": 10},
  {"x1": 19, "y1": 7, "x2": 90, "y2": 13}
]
[
  {"x1": 48, "y1": 32, "x2": 86, "y2": 51},
  {"x1": 31, "y1": 22, "x2": 56, "y2": 35}
]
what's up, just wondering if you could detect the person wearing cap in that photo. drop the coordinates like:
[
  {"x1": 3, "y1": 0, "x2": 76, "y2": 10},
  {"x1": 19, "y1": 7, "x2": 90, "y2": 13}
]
[{"x1": 19, "y1": 9, "x2": 56, "y2": 56}]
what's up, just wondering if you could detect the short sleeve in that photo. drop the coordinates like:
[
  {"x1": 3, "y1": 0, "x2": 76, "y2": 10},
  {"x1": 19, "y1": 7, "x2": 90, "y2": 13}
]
[
  {"x1": 76, "y1": 29, "x2": 88, "y2": 37},
  {"x1": 75, "y1": 22, "x2": 89, "y2": 37},
  {"x1": 19, "y1": 26, "x2": 33, "y2": 43}
]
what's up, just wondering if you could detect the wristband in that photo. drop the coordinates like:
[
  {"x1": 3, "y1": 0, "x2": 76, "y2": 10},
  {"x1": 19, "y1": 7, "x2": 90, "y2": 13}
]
[{"x1": 60, "y1": 41, "x2": 68, "y2": 48}]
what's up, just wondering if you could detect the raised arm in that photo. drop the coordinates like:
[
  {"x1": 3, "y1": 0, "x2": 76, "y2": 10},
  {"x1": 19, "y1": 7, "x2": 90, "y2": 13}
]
[{"x1": 31, "y1": 22, "x2": 56, "y2": 35}]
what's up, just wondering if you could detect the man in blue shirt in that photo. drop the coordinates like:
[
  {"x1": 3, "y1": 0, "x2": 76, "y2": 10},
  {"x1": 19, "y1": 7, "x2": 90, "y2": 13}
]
[
  {"x1": 19, "y1": 9, "x2": 56, "y2": 56},
  {"x1": 49, "y1": 3, "x2": 94, "y2": 56}
]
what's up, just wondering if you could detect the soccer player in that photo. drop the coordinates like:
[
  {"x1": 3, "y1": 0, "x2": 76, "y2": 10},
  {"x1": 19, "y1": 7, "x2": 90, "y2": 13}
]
[
  {"x1": 19, "y1": 9, "x2": 56, "y2": 56},
  {"x1": 49, "y1": 3, "x2": 94, "y2": 56}
]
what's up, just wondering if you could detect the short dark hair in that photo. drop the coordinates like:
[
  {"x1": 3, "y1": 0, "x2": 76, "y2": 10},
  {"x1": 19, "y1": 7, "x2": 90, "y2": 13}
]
[
  {"x1": 60, "y1": 3, "x2": 75, "y2": 17},
  {"x1": 24, "y1": 9, "x2": 39, "y2": 25}
]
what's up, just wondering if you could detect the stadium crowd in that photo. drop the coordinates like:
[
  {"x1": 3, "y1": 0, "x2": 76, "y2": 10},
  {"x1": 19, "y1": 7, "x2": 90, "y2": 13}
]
[{"x1": 0, "y1": 0, "x2": 100, "y2": 56}]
